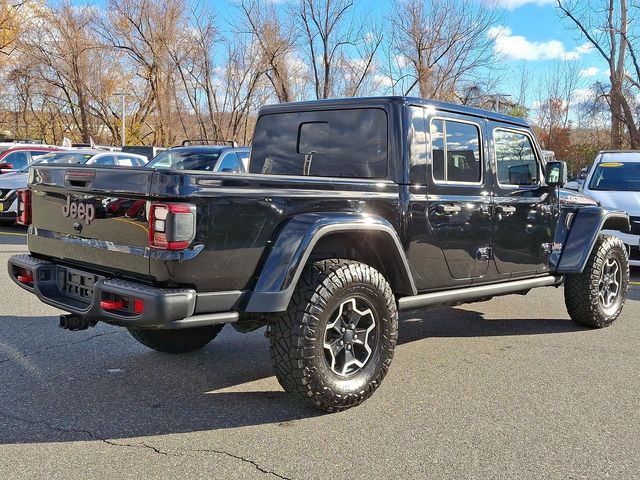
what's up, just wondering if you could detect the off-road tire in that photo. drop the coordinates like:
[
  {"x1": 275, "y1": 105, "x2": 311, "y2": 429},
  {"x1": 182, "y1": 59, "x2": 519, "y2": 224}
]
[
  {"x1": 127, "y1": 325, "x2": 224, "y2": 353},
  {"x1": 564, "y1": 235, "x2": 629, "y2": 328},
  {"x1": 269, "y1": 259, "x2": 398, "y2": 412}
]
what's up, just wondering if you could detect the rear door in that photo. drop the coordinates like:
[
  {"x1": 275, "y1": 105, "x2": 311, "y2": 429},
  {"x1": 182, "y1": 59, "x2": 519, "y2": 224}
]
[
  {"x1": 425, "y1": 113, "x2": 493, "y2": 281},
  {"x1": 28, "y1": 165, "x2": 155, "y2": 278},
  {"x1": 490, "y1": 124, "x2": 556, "y2": 276}
]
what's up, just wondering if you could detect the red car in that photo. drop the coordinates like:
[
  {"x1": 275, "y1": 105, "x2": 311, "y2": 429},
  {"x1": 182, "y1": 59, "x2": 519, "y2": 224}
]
[{"x1": 0, "y1": 145, "x2": 61, "y2": 174}]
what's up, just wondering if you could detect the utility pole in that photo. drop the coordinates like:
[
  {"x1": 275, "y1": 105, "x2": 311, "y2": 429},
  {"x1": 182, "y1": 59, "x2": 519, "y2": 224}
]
[
  {"x1": 492, "y1": 93, "x2": 512, "y2": 113},
  {"x1": 114, "y1": 92, "x2": 127, "y2": 146}
]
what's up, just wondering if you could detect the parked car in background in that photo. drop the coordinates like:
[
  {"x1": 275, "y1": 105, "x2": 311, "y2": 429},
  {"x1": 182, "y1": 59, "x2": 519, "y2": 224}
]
[
  {"x1": 565, "y1": 164, "x2": 591, "y2": 191},
  {"x1": 0, "y1": 159, "x2": 46, "y2": 223},
  {"x1": 36, "y1": 150, "x2": 148, "y2": 167},
  {"x1": 580, "y1": 151, "x2": 640, "y2": 266},
  {"x1": 0, "y1": 150, "x2": 147, "y2": 223},
  {"x1": 0, "y1": 145, "x2": 60, "y2": 174},
  {"x1": 145, "y1": 145, "x2": 249, "y2": 173}
]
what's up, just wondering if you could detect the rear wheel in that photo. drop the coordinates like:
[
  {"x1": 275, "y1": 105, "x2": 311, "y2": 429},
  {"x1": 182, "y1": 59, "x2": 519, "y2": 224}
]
[
  {"x1": 127, "y1": 325, "x2": 223, "y2": 353},
  {"x1": 269, "y1": 259, "x2": 398, "y2": 412},
  {"x1": 564, "y1": 235, "x2": 629, "y2": 328}
]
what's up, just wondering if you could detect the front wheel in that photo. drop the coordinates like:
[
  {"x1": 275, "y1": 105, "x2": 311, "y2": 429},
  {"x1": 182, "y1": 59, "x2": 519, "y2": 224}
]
[
  {"x1": 269, "y1": 259, "x2": 398, "y2": 412},
  {"x1": 127, "y1": 325, "x2": 223, "y2": 353},
  {"x1": 564, "y1": 235, "x2": 629, "y2": 328}
]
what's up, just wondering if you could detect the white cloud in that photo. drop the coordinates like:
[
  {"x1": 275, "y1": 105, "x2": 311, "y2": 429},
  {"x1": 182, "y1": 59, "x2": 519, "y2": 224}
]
[
  {"x1": 572, "y1": 87, "x2": 596, "y2": 104},
  {"x1": 488, "y1": 26, "x2": 591, "y2": 61},
  {"x1": 374, "y1": 74, "x2": 394, "y2": 89},
  {"x1": 580, "y1": 66, "x2": 600, "y2": 77},
  {"x1": 487, "y1": 0, "x2": 555, "y2": 10}
]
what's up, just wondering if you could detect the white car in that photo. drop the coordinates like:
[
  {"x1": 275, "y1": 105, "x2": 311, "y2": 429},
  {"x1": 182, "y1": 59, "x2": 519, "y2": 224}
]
[{"x1": 579, "y1": 151, "x2": 640, "y2": 266}]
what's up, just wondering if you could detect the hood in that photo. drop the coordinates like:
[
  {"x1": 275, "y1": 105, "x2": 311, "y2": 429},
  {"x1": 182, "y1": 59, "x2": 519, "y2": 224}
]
[
  {"x1": 559, "y1": 188, "x2": 599, "y2": 206},
  {"x1": 586, "y1": 190, "x2": 640, "y2": 215},
  {"x1": 0, "y1": 172, "x2": 28, "y2": 191}
]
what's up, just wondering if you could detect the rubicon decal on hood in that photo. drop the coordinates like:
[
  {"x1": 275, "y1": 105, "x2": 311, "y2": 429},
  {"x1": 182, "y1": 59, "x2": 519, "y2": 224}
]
[
  {"x1": 62, "y1": 195, "x2": 96, "y2": 224},
  {"x1": 559, "y1": 189, "x2": 598, "y2": 206}
]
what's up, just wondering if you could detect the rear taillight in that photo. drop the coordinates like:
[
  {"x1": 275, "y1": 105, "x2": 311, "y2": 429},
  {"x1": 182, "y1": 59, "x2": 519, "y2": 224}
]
[
  {"x1": 16, "y1": 189, "x2": 31, "y2": 225},
  {"x1": 148, "y1": 202, "x2": 196, "y2": 250}
]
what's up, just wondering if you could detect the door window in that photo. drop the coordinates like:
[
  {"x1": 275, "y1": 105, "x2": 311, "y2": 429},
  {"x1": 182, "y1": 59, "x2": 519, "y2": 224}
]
[
  {"x1": 430, "y1": 119, "x2": 481, "y2": 184},
  {"x1": 2, "y1": 151, "x2": 29, "y2": 169},
  {"x1": 494, "y1": 130, "x2": 539, "y2": 186}
]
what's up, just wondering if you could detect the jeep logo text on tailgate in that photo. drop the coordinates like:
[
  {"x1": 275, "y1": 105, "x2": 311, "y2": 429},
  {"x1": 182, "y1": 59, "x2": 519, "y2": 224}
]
[{"x1": 62, "y1": 195, "x2": 95, "y2": 224}]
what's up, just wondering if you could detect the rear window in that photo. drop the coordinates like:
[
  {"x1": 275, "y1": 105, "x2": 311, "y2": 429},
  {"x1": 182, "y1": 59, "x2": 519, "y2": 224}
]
[
  {"x1": 38, "y1": 152, "x2": 93, "y2": 164},
  {"x1": 146, "y1": 150, "x2": 221, "y2": 171},
  {"x1": 250, "y1": 108, "x2": 388, "y2": 178}
]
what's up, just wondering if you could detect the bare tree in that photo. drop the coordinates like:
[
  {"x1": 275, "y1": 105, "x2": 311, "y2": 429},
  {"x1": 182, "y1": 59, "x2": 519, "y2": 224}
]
[
  {"x1": 389, "y1": 0, "x2": 502, "y2": 101},
  {"x1": 535, "y1": 60, "x2": 582, "y2": 157},
  {"x1": 100, "y1": 0, "x2": 188, "y2": 145},
  {"x1": 294, "y1": 0, "x2": 377, "y2": 99},
  {"x1": 557, "y1": 0, "x2": 640, "y2": 148},
  {"x1": 238, "y1": 0, "x2": 296, "y2": 103}
]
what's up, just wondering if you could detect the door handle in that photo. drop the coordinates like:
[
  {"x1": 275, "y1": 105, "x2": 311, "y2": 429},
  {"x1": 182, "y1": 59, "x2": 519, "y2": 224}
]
[
  {"x1": 495, "y1": 205, "x2": 516, "y2": 215},
  {"x1": 435, "y1": 204, "x2": 462, "y2": 215}
]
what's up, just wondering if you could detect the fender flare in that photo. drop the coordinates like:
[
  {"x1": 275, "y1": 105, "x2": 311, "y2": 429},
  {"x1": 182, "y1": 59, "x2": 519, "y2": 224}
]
[
  {"x1": 245, "y1": 212, "x2": 417, "y2": 312},
  {"x1": 556, "y1": 206, "x2": 630, "y2": 273}
]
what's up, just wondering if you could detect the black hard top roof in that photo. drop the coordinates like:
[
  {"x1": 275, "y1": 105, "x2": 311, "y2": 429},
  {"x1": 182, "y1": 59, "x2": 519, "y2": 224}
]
[{"x1": 258, "y1": 96, "x2": 529, "y2": 128}]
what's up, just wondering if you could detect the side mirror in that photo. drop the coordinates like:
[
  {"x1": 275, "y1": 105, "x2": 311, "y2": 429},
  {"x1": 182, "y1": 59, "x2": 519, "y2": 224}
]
[
  {"x1": 0, "y1": 162, "x2": 13, "y2": 170},
  {"x1": 546, "y1": 161, "x2": 567, "y2": 187}
]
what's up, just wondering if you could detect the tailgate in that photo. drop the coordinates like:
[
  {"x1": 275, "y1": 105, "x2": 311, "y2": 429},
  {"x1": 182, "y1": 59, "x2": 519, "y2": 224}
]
[{"x1": 28, "y1": 165, "x2": 154, "y2": 278}]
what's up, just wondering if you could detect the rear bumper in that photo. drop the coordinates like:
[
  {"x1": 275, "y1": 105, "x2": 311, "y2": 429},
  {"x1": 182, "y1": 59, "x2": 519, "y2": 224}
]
[{"x1": 8, "y1": 254, "x2": 240, "y2": 328}]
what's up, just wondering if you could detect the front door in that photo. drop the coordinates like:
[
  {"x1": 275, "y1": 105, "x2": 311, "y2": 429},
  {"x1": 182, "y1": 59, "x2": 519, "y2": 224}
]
[
  {"x1": 490, "y1": 124, "x2": 557, "y2": 276},
  {"x1": 426, "y1": 114, "x2": 493, "y2": 281}
]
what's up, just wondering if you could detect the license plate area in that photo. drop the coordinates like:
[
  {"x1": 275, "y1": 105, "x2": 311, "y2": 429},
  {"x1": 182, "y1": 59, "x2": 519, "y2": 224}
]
[{"x1": 57, "y1": 267, "x2": 101, "y2": 304}]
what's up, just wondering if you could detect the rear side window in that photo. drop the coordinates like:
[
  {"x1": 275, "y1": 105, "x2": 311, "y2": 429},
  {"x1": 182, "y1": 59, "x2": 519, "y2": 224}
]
[
  {"x1": 430, "y1": 119, "x2": 481, "y2": 183},
  {"x1": 116, "y1": 156, "x2": 145, "y2": 167},
  {"x1": 494, "y1": 129, "x2": 538, "y2": 186},
  {"x1": 90, "y1": 155, "x2": 115, "y2": 166},
  {"x1": 216, "y1": 152, "x2": 242, "y2": 172},
  {"x1": 250, "y1": 108, "x2": 388, "y2": 178}
]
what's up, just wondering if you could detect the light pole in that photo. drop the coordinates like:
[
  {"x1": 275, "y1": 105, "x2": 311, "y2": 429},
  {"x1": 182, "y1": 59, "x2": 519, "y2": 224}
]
[
  {"x1": 493, "y1": 93, "x2": 512, "y2": 113},
  {"x1": 114, "y1": 92, "x2": 127, "y2": 146}
]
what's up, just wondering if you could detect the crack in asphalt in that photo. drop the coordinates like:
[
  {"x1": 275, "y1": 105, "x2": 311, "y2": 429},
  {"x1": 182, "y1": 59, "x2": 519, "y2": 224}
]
[
  {"x1": 0, "y1": 410, "x2": 292, "y2": 479},
  {"x1": 0, "y1": 330, "x2": 122, "y2": 366}
]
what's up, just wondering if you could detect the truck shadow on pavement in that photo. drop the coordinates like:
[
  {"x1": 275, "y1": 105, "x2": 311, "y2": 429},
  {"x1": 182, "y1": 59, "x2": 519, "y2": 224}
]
[{"x1": 0, "y1": 301, "x2": 623, "y2": 445}]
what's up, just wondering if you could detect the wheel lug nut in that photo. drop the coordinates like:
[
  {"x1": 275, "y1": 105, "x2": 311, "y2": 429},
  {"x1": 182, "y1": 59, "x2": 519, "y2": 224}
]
[
  {"x1": 346, "y1": 344, "x2": 351, "y2": 350},
  {"x1": 353, "y1": 335, "x2": 357, "y2": 340},
  {"x1": 341, "y1": 327, "x2": 346, "y2": 333},
  {"x1": 349, "y1": 324, "x2": 355, "y2": 329},
  {"x1": 339, "y1": 340, "x2": 344, "y2": 346}
]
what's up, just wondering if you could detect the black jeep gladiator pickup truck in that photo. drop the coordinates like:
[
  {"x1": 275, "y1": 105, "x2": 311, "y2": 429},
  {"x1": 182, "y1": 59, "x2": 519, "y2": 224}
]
[{"x1": 9, "y1": 97, "x2": 631, "y2": 412}]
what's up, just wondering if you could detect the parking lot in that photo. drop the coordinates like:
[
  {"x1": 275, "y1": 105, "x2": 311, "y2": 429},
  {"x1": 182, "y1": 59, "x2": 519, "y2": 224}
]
[{"x1": 0, "y1": 224, "x2": 639, "y2": 479}]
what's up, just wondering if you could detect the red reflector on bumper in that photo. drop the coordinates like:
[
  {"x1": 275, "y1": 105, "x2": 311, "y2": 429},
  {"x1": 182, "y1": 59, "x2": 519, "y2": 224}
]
[
  {"x1": 100, "y1": 300, "x2": 124, "y2": 310},
  {"x1": 134, "y1": 298, "x2": 144, "y2": 314},
  {"x1": 17, "y1": 274, "x2": 33, "y2": 284}
]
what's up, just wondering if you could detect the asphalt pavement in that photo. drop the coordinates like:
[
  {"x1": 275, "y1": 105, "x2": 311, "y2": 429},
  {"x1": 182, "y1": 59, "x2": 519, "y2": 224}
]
[{"x1": 1, "y1": 224, "x2": 639, "y2": 479}]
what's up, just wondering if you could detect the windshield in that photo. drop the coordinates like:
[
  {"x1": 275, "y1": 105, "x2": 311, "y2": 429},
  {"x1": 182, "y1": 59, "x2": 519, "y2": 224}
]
[
  {"x1": 37, "y1": 152, "x2": 94, "y2": 164},
  {"x1": 589, "y1": 162, "x2": 640, "y2": 191},
  {"x1": 146, "y1": 149, "x2": 221, "y2": 171}
]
